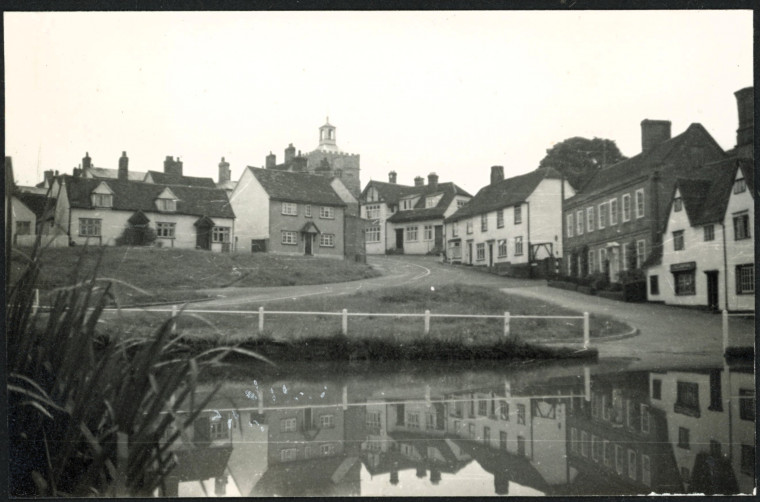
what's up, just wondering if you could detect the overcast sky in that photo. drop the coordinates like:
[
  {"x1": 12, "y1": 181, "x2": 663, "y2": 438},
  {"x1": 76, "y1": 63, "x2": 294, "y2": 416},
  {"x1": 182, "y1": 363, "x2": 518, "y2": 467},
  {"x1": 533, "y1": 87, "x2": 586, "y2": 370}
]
[{"x1": 4, "y1": 10, "x2": 753, "y2": 195}]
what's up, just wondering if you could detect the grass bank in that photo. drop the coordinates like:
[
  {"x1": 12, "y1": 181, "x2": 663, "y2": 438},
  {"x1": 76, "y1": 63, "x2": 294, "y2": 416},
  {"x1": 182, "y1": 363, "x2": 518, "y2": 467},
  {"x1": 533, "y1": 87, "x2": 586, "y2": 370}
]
[{"x1": 10, "y1": 246, "x2": 381, "y2": 304}]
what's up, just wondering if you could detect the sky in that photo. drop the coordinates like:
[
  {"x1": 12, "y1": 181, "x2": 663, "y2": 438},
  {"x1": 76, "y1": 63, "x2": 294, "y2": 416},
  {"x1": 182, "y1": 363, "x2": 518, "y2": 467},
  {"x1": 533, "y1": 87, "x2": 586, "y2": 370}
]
[{"x1": 4, "y1": 10, "x2": 753, "y2": 195}]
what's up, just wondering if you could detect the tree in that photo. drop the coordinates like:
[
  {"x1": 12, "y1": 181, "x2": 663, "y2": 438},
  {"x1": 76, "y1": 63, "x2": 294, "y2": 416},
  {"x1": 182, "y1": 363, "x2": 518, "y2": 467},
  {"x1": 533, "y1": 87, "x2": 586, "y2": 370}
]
[{"x1": 538, "y1": 137, "x2": 627, "y2": 190}]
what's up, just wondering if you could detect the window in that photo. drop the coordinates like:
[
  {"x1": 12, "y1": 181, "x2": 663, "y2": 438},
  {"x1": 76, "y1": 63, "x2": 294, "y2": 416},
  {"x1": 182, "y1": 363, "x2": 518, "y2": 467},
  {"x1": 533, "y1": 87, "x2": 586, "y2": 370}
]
[
  {"x1": 615, "y1": 445, "x2": 624, "y2": 474},
  {"x1": 497, "y1": 210, "x2": 504, "y2": 228},
  {"x1": 498, "y1": 239, "x2": 507, "y2": 258},
  {"x1": 652, "y1": 379, "x2": 662, "y2": 400},
  {"x1": 156, "y1": 222, "x2": 175, "y2": 238},
  {"x1": 500, "y1": 431, "x2": 507, "y2": 450},
  {"x1": 609, "y1": 198, "x2": 618, "y2": 225},
  {"x1": 499, "y1": 401, "x2": 509, "y2": 420},
  {"x1": 588, "y1": 249, "x2": 595, "y2": 273},
  {"x1": 280, "y1": 417, "x2": 297, "y2": 432},
  {"x1": 673, "y1": 230, "x2": 684, "y2": 251},
  {"x1": 476, "y1": 243, "x2": 485, "y2": 261},
  {"x1": 592, "y1": 435, "x2": 600, "y2": 461},
  {"x1": 367, "y1": 411, "x2": 381, "y2": 429},
  {"x1": 281, "y1": 230, "x2": 298, "y2": 245},
  {"x1": 320, "y1": 414, "x2": 335, "y2": 428},
  {"x1": 642, "y1": 455, "x2": 651, "y2": 486},
  {"x1": 517, "y1": 404, "x2": 526, "y2": 424},
  {"x1": 212, "y1": 226, "x2": 230, "y2": 243},
  {"x1": 635, "y1": 189, "x2": 645, "y2": 218},
  {"x1": 424, "y1": 225, "x2": 433, "y2": 241},
  {"x1": 401, "y1": 198, "x2": 414, "y2": 210},
  {"x1": 734, "y1": 212, "x2": 750, "y2": 240},
  {"x1": 739, "y1": 389, "x2": 754, "y2": 421},
  {"x1": 581, "y1": 431, "x2": 589, "y2": 457},
  {"x1": 736, "y1": 264, "x2": 754, "y2": 294},
  {"x1": 603, "y1": 440, "x2": 612, "y2": 467},
  {"x1": 366, "y1": 226, "x2": 380, "y2": 242},
  {"x1": 514, "y1": 237, "x2": 523, "y2": 256},
  {"x1": 586, "y1": 207, "x2": 595, "y2": 232},
  {"x1": 622, "y1": 244, "x2": 628, "y2": 271},
  {"x1": 570, "y1": 428, "x2": 579, "y2": 453},
  {"x1": 483, "y1": 426, "x2": 491, "y2": 444},
  {"x1": 407, "y1": 413, "x2": 420, "y2": 429},
  {"x1": 649, "y1": 275, "x2": 659, "y2": 295},
  {"x1": 210, "y1": 419, "x2": 229, "y2": 440},
  {"x1": 15, "y1": 221, "x2": 31, "y2": 235},
  {"x1": 636, "y1": 240, "x2": 646, "y2": 268},
  {"x1": 599, "y1": 248, "x2": 607, "y2": 272},
  {"x1": 321, "y1": 443, "x2": 336, "y2": 455},
  {"x1": 426, "y1": 413, "x2": 435, "y2": 429},
  {"x1": 674, "y1": 271, "x2": 696, "y2": 296},
  {"x1": 741, "y1": 444, "x2": 755, "y2": 475},
  {"x1": 677, "y1": 427, "x2": 690, "y2": 449},
  {"x1": 703, "y1": 225, "x2": 714, "y2": 241},
  {"x1": 91, "y1": 193, "x2": 113, "y2": 208},
  {"x1": 734, "y1": 177, "x2": 747, "y2": 194},
  {"x1": 628, "y1": 450, "x2": 637, "y2": 480},
  {"x1": 709, "y1": 370, "x2": 723, "y2": 411},
  {"x1": 481, "y1": 214, "x2": 488, "y2": 232},
  {"x1": 640, "y1": 404, "x2": 650, "y2": 433},
  {"x1": 466, "y1": 221, "x2": 473, "y2": 234},
  {"x1": 320, "y1": 206, "x2": 335, "y2": 219},
  {"x1": 280, "y1": 448, "x2": 298, "y2": 462},
  {"x1": 305, "y1": 204, "x2": 312, "y2": 217},
  {"x1": 426, "y1": 197, "x2": 436, "y2": 208},
  {"x1": 517, "y1": 435, "x2": 526, "y2": 456},
  {"x1": 452, "y1": 222, "x2": 459, "y2": 237},
  {"x1": 576, "y1": 210, "x2": 584, "y2": 235},
  {"x1": 468, "y1": 423, "x2": 475, "y2": 438},
  {"x1": 78, "y1": 218, "x2": 101, "y2": 237},
  {"x1": 622, "y1": 193, "x2": 631, "y2": 222},
  {"x1": 566, "y1": 213, "x2": 574, "y2": 237},
  {"x1": 514, "y1": 205, "x2": 522, "y2": 224},
  {"x1": 457, "y1": 199, "x2": 467, "y2": 208},
  {"x1": 675, "y1": 381, "x2": 700, "y2": 416},
  {"x1": 320, "y1": 233, "x2": 335, "y2": 247},
  {"x1": 602, "y1": 395, "x2": 610, "y2": 421},
  {"x1": 406, "y1": 226, "x2": 418, "y2": 241},
  {"x1": 598, "y1": 203, "x2": 607, "y2": 229},
  {"x1": 282, "y1": 202, "x2": 297, "y2": 215},
  {"x1": 365, "y1": 204, "x2": 380, "y2": 219}
]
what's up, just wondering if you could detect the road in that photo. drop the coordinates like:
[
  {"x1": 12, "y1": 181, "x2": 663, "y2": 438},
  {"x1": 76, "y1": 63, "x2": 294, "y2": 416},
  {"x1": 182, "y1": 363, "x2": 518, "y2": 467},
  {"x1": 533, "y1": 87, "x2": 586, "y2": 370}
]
[{"x1": 158, "y1": 255, "x2": 754, "y2": 367}]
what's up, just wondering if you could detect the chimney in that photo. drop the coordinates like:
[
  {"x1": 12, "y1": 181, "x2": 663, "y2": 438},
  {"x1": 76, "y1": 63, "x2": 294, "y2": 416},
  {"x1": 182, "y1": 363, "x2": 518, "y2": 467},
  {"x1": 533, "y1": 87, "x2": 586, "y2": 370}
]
[
  {"x1": 388, "y1": 171, "x2": 397, "y2": 184},
  {"x1": 490, "y1": 165, "x2": 504, "y2": 185},
  {"x1": 284, "y1": 143, "x2": 296, "y2": 164},
  {"x1": 118, "y1": 151, "x2": 129, "y2": 181},
  {"x1": 734, "y1": 86, "x2": 753, "y2": 148},
  {"x1": 641, "y1": 120, "x2": 671, "y2": 153},
  {"x1": 82, "y1": 152, "x2": 92, "y2": 170},
  {"x1": 414, "y1": 176, "x2": 424, "y2": 187},
  {"x1": 43, "y1": 170, "x2": 54, "y2": 186},
  {"x1": 265, "y1": 152, "x2": 276, "y2": 169},
  {"x1": 428, "y1": 172, "x2": 439, "y2": 190},
  {"x1": 73, "y1": 168, "x2": 82, "y2": 178},
  {"x1": 218, "y1": 156, "x2": 231, "y2": 183},
  {"x1": 164, "y1": 155, "x2": 183, "y2": 177}
]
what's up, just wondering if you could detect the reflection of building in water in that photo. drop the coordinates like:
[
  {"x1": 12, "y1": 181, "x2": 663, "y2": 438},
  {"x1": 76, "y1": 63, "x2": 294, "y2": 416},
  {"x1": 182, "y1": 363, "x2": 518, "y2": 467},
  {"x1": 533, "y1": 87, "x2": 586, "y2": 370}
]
[
  {"x1": 648, "y1": 364, "x2": 755, "y2": 494},
  {"x1": 564, "y1": 371, "x2": 683, "y2": 495}
]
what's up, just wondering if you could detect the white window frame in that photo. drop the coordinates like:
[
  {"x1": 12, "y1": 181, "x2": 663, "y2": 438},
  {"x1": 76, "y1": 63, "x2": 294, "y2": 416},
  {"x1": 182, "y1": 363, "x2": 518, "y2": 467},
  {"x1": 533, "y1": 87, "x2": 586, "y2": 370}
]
[
  {"x1": 156, "y1": 222, "x2": 176, "y2": 238},
  {"x1": 587, "y1": 207, "x2": 595, "y2": 232},
  {"x1": 498, "y1": 239, "x2": 507, "y2": 258},
  {"x1": 576, "y1": 210, "x2": 584, "y2": 235},
  {"x1": 79, "y1": 218, "x2": 102, "y2": 237},
  {"x1": 609, "y1": 198, "x2": 618, "y2": 225},
  {"x1": 736, "y1": 264, "x2": 754, "y2": 294},
  {"x1": 640, "y1": 404, "x2": 650, "y2": 433},
  {"x1": 280, "y1": 448, "x2": 298, "y2": 462},
  {"x1": 635, "y1": 189, "x2": 645, "y2": 219},
  {"x1": 704, "y1": 224, "x2": 715, "y2": 241},
  {"x1": 320, "y1": 443, "x2": 336, "y2": 455},
  {"x1": 466, "y1": 221, "x2": 473, "y2": 234},
  {"x1": 424, "y1": 224, "x2": 434, "y2": 241},
  {"x1": 320, "y1": 233, "x2": 335, "y2": 247},
  {"x1": 156, "y1": 198, "x2": 176, "y2": 212},
  {"x1": 282, "y1": 230, "x2": 298, "y2": 246},
  {"x1": 452, "y1": 222, "x2": 459, "y2": 237},
  {"x1": 280, "y1": 417, "x2": 297, "y2": 432},
  {"x1": 212, "y1": 226, "x2": 230, "y2": 243},
  {"x1": 481, "y1": 214, "x2": 488, "y2": 232},
  {"x1": 514, "y1": 236, "x2": 523, "y2": 256},
  {"x1": 366, "y1": 226, "x2": 380, "y2": 243},
  {"x1": 642, "y1": 455, "x2": 651, "y2": 486},
  {"x1": 91, "y1": 193, "x2": 113, "y2": 208},
  {"x1": 628, "y1": 449, "x2": 637, "y2": 480},
  {"x1": 514, "y1": 205, "x2": 522, "y2": 224},
  {"x1": 319, "y1": 206, "x2": 335, "y2": 219},
  {"x1": 598, "y1": 202, "x2": 607, "y2": 229},
  {"x1": 621, "y1": 244, "x2": 628, "y2": 271},
  {"x1": 406, "y1": 226, "x2": 418, "y2": 241},
  {"x1": 673, "y1": 230, "x2": 684, "y2": 251},
  {"x1": 588, "y1": 249, "x2": 595, "y2": 273},
  {"x1": 636, "y1": 239, "x2": 646, "y2": 268},
  {"x1": 305, "y1": 204, "x2": 312, "y2": 217},
  {"x1": 599, "y1": 248, "x2": 607, "y2": 272},
  {"x1": 365, "y1": 204, "x2": 380, "y2": 219},
  {"x1": 622, "y1": 193, "x2": 631, "y2": 222},
  {"x1": 497, "y1": 209, "x2": 504, "y2": 228},
  {"x1": 566, "y1": 213, "x2": 574, "y2": 237},
  {"x1": 320, "y1": 414, "x2": 335, "y2": 429},
  {"x1": 476, "y1": 243, "x2": 485, "y2": 261}
]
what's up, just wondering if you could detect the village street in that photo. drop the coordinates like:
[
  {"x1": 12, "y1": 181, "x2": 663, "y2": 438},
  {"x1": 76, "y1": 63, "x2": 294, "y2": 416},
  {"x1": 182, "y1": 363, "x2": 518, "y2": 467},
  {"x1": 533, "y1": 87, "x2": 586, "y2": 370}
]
[{"x1": 167, "y1": 255, "x2": 754, "y2": 368}]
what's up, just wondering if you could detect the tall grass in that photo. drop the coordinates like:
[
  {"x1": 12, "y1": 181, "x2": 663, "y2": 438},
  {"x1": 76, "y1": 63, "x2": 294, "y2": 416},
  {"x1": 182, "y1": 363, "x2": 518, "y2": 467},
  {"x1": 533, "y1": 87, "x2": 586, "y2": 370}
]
[{"x1": 6, "y1": 237, "x2": 267, "y2": 497}]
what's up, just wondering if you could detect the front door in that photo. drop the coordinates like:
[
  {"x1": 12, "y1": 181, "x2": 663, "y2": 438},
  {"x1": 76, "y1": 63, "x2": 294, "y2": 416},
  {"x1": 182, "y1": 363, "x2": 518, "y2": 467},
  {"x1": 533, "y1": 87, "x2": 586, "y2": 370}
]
[
  {"x1": 488, "y1": 243, "x2": 494, "y2": 267},
  {"x1": 467, "y1": 242, "x2": 473, "y2": 265},
  {"x1": 434, "y1": 225, "x2": 443, "y2": 250},
  {"x1": 305, "y1": 234, "x2": 313, "y2": 255},
  {"x1": 196, "y1": 226, "x2": 211, "y2": 250},
  {"x1": 395, "y1": 228, "x2": 404, "y2": 250},
  {"x1": 706, "y1": 271, "x2": 719, "y2": 310}
]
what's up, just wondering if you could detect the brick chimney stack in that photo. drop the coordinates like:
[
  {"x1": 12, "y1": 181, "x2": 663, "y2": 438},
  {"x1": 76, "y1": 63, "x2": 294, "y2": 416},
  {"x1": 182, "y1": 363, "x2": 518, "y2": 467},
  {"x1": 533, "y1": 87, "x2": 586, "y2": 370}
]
[
  {"x1": 641, "y1": 120, "x2": 671, "y2": 153},
  {"x1": 388, "y1": 171, "x2": 397, "y2": 184},
  {"x1": 82, "y1": 152, "x2": 92, "y2": 170},
  {"x1": 428, "y1": 172, "x2": 438, "y2": 190},
  {"x1": 734, "y1": 87, "x2": 753, "y2": 150},
  {"x1": 218, "y1": 156, "x2": 231, "y2": 183},
  {"x1": 284, "y1": 143, "x2": 296, "y2": 164},
  {"x1": 414, "y1": 176, "x2": 424, "y2": 187},
  {"x1": 265, "y1": 152, "x2": 276, "y2": 169},
  {"x1": 118, "y1": 151, "x2": 129, "y2": 181},
  {"x1": 164, "y1": 156, "x2": 183, "y2": 177},
  {"x1": 490, "y1": 165, "x2": 504, "y2": 185}
]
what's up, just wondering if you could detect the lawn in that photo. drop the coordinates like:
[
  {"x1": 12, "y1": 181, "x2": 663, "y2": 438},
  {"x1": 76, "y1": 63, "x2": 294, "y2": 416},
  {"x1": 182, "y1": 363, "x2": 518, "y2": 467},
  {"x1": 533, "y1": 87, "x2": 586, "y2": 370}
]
[{"x1": 10, "y1": 246, "x2": 381, "y2": 304}]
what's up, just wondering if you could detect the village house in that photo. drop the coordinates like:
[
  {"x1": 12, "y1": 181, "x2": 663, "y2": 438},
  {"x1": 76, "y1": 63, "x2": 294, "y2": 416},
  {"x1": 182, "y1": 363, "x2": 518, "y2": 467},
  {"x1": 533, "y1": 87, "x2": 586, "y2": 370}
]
[
  {"x1": 444, "y1": 166, "x2": 573, "y2": 278},
  {"x1": 562, "y1": 119, "x2": 728, "y2": 283},
  {"x1": 360, "y1": 172, "x2": 471, "y2": 255},
  {"x1": 229, "y1": 167, "x2": 350, "y2": 258}
]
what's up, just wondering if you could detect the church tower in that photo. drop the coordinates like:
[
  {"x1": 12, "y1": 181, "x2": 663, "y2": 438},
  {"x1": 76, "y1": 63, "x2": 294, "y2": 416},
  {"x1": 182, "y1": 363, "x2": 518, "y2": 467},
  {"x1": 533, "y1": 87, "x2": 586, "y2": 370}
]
[
  {"x1": 317, "y1": 118, "x2": 339, "y2": 152},
  {"x1": 306, "y1": 118, "x2": 361, "y2": 198}
]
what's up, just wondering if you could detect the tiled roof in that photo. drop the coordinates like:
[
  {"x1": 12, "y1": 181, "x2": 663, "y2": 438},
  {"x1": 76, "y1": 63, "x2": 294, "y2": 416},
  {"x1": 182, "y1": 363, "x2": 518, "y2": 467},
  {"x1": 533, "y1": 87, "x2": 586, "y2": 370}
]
[
  {"x1": 63, "y1": 176, "x2": 235, "y2": 219},
  {"x1": 247, "y1": 167, "x2": 346, "y2": 206},
  {"x1": 445, "y1": 167, "x2": 561, "y2": 222},
  {"x1": 84, "y1": 167, "x2": 146, "y2": 182},
  {"x1": 387, "y1": 182, "x2": 472, "y2": 223},
  {"x1": 145, "y1": 170, "x2": 217, "y2": 188},
  {"x1": 361, "y1": 180, "x2": 420, "y2": 205},
  {"x1": 14, "y1": 191, "x2": 56, "y2": 220}
]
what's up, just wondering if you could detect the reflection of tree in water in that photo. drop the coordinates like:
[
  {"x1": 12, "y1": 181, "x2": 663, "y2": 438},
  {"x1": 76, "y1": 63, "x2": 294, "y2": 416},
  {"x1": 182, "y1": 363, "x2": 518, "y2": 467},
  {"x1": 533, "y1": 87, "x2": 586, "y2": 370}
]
[{"x1": 689, "y1": 451, "x2": 739, "y2": 495}]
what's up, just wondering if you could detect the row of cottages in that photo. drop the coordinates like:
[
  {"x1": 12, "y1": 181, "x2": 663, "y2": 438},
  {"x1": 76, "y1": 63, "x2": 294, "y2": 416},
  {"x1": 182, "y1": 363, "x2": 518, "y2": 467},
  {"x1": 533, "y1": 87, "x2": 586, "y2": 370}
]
[
  {"x1": 360, "y1": 172, "x2": 472, "y2": 255},
  {"x1": 444, "y1": 166, "x2": 574, "y2": 277}
]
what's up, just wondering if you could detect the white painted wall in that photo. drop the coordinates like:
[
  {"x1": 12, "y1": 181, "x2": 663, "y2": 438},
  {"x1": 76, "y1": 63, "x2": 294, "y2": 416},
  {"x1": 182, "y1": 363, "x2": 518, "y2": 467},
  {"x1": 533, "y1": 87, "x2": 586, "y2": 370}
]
[
  {"x1": 388, "y1": 219, "x2": 442, "y2": 255},
  {"x1": 723, "y1": 173, "x2": 754, "y2": 311},
  {"x1": 527, "y1": 178, "x2": 574, "y2": 259},
  {"x1": 229, "y1": 168, "x2": 270, "y2": 252},
  {"x1": 362, "y1": 202, "x2": 391, "y2": 255}
]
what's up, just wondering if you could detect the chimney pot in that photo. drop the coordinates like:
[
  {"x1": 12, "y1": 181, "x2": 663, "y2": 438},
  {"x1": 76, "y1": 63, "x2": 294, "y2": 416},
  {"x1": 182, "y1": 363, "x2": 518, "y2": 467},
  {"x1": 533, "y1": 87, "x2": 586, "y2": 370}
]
[
  {"x1": 118, "y1": 151, "x2": 129, "y2": 180},
  {"x1": 428, "y1": 172, "x2": 439, "y2": 189},
  {"x1": 218, "y1": 156, "x2": 231, "y2": 183},
  {"x1": 490, "y1": 165, "x2": 504, "y2": 185},
  {"x1": 641, "y1": 119, "x2": 671, "y2": 153},
  {"x1": 414, "y1": 176, "x2": 424, "y2": 187},
  {"x1": 265, "y1": 152, "x2": 276, "y2": 169},
  {"x1": 388, "y1": 171, "x2": 397, "y2": 184},
  {"x1": 734, "y1": 86, "x2": 754, "y2": 149}
]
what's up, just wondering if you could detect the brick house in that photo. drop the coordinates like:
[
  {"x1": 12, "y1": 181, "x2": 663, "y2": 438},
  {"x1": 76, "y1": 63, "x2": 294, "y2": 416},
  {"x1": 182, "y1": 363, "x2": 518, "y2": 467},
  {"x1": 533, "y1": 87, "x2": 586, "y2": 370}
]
[
  {"x1": 445, "y1": 166, "x2": 574, "y2": 277},
  {"x1": 229, "y1": 167, "x2": 348, "y2": 258},
  {"x1": 360, "y1": 172, "x2": 471, "y2": 255},
  {"x1": 562, "y1": 120, "x2": 727, "y2": 283}
]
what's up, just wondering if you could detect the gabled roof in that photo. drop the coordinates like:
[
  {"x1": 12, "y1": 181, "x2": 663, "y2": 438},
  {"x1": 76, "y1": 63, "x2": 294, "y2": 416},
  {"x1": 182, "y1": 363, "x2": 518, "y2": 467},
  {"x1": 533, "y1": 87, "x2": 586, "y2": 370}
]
[
  {"x1": 247, "y1": 167, "x2": 346, "y2": 206},
  {"x1": 387, "y1": 182, "x2": 472, "y2": 224},
  {"x1": 62, "y1": 176, "x2": 235, "y2": 219},
  {"x1": 361, "y1": 180, "x2": 420, "y2": 205},
  {"x1": 445, "y1": 167, "x2": 561, "y2": 223},
  {"x1": 84, "y1": 166, "x2": 146, "y2": 182},
  {"x1": 145, "y1": 170, "x2": 217, "y2": 188},
  {"x1": 14, "y1": 191, "x2": 56, "y2": 220},
  {"x1": 251, "y1": 455, "x2": 359, "y2": 497}
]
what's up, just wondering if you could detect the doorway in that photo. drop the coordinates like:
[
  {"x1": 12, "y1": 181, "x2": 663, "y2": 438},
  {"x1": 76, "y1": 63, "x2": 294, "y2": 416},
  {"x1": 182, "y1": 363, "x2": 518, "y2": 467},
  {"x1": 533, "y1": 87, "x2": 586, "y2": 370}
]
[
  {"x1": 434, "y1": 225, "x2": 443, "y2": 250},
  {"x1": 467, "y1": 241, "x2": 473, "y2": 265},
  {"x1": 395, "y1": 228, "x2": 404, "y2": 251},
  {"x1": 488, "y1": 242, "x2": 494, "y2": 267},
  {"x1": 705, "y1": 271, "x2": 719, "y2": 310},
  {"x1": 305, "y1": 234, "x2": 313, "y2": 256}
]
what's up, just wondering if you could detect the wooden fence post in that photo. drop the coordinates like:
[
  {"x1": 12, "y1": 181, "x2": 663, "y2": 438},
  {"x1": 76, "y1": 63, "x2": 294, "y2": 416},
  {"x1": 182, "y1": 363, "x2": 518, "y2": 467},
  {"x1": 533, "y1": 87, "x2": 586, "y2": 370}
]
[
  {"x1": 504, "y1": 312, "x2": 510, "y2": 337},
  {"x1": 115, "y1": 431, "x2": 129, "y2": 496},
  {"x1": 342, "y1": 384, "x2": 348, "y2": 411},
  {"x1": 32, "y1": 288, "x2": 39, "y2": 316},
  {"x1": 342, "y1": 309, "x2": 348, "y2": 335},
  {"x1": 171, "y1": 305, "x2": 177, "y2": 335},
  {"x1": 424, "y1": 310, "x2": 430, "y2": 334},
  {"x1": 258, "y1": 389, "x2": 264, "y2": 414},
  {"x1": 722, "y1": 309, "x2": 729, "y2": 353},
  {"x1": 584, "y1": 366, "x2": 591, "y2": 402},
  {"x1": 583, "y1": 312, "x2": 590, "y2": 349},
  {"x1": 258, "y1": 306, "x2": 264, "y2": 335}
]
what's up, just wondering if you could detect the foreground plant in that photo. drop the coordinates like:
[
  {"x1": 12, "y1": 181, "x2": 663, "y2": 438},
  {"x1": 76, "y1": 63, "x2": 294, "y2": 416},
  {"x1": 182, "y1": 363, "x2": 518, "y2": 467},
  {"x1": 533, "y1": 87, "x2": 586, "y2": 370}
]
[{"x1": 7, "y1": 240, "x2": 266, "y2": 497}]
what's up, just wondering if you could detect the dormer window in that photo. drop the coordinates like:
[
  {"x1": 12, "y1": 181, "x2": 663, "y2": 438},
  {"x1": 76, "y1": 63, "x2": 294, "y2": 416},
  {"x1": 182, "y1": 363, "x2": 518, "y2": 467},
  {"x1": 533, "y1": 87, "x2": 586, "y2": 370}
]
[
  {"x1": 156, "y1": 198, "x2": 176, "y2": 212},
  {"x1": 734, "y1": 178, "x2": 747, "y2": 194},
  {"x1": 91, "y1": 193, "x2": 113, "y2": 208},
  {"x1": 673, "y1": 197, "x2": 683, "y2": 212}
]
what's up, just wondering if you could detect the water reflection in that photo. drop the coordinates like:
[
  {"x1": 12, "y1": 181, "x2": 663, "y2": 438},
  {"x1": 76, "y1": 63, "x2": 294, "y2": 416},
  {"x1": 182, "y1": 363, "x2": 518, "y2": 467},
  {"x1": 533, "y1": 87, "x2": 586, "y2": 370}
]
[{"x1": 160, "y1": 360, "x2": 755, "y2": 497}]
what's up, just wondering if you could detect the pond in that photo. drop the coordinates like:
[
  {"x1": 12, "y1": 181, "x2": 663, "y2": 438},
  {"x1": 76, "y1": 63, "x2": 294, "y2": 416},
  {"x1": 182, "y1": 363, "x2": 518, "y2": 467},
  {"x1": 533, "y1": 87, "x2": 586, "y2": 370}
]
[{"x1": 161, "y1": 358, "x2": 755, "y2": 497}]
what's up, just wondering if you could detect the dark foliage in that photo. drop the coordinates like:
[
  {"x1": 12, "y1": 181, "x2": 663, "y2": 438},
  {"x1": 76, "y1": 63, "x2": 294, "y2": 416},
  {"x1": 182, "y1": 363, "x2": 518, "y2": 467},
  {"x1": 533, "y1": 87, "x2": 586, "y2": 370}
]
[{"x1": 539, "y1": 137, "x2": 627, "y2": 190}]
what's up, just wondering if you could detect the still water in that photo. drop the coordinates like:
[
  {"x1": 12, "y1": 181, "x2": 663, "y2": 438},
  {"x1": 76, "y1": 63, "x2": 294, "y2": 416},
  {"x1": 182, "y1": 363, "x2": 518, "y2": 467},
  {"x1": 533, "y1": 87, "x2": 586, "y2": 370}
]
[{"x1": 161, "y1": 358, "x2": 755, "y2": 497}]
